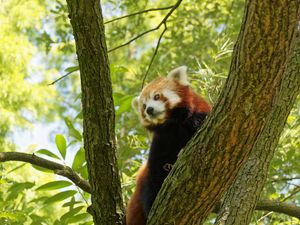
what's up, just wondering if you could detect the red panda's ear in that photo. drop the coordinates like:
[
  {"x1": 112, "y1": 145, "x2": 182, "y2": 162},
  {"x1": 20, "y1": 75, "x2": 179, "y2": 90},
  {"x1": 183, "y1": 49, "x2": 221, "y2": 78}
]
[
  {"x1": 132, "y1": 96, "x2": 139, "y2": 110},
  {"x1": 167, "y1": 66, "x2": 189, "y2": 86}
]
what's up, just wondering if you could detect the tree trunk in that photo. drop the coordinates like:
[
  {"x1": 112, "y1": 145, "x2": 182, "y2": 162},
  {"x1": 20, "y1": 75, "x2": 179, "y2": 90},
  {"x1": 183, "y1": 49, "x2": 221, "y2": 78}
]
[
  {"x1": 65, "y1": 1, "x2": 124, "y2": 224},
  {"x1": 147, "y1": 1, "x2": 300, "y2": 224},
  {"x1": 214, "y1": 30, "x2": 300, "y2": 225},
  {"x1": 216, "y1": 29, "x2": 300, "y2": 225}
]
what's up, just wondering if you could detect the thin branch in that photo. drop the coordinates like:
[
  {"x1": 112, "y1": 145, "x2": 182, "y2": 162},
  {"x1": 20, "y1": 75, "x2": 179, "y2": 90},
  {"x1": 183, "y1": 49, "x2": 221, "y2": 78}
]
[
  {"x1": 214, "y1": 199, "x2": 300, "y2": 220},
  {"x1": 141, "y1": 22, "x2": 167, "y2": 88},
  {"x1": 269, "y1": 176, "x2": 300, "y2": 183},
  {"x1": 256, "y1": 199, "x2": 300, "y2": 220},
  {"x1": 282, "y1": 185, "x2": 300, "y2": 201},
  {"x1": 48, "y1": 1, "x2": 182, "y2": 86},
  {"x1": 48, "y1": 70, "x2": 77, "y2": 86},
  {"x1": 0, "y1": 152, "x2": 92, "y2": 193},
  {"x1": 108, "y1": 0, "x2": 183, "y2": 53},
  {"x1": 108, "y1": 26, "x2": 160, "y2": 53},
  {"x1": 104, "y1": 5, "x2": 174, "y2": 24}
]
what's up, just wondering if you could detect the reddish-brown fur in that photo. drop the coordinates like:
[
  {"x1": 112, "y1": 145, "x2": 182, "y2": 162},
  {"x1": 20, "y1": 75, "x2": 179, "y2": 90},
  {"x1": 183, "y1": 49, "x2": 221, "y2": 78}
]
[
  {"x1": 175, "y1": 83, "x2": 211, "y2": 113},
  {"x1": 126, "y1": 163, "x2": 148, "y2": 225}
]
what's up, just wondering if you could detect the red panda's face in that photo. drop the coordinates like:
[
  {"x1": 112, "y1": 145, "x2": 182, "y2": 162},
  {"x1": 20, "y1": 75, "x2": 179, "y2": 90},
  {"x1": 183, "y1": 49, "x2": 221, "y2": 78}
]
[{"x1": 133, "y1": 66, "x2": 189, "y2": 128}]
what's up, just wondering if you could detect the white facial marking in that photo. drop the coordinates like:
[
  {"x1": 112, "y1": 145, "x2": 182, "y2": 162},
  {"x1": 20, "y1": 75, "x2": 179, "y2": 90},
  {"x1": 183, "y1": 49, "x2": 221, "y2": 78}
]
[
  {"x1": 138, "y1": 93, "x2": 168, "y2": 125},
  {"x1": 146, "y1": 99, "x2": 165, "y2": 113},
  {"x1": 162, "y1": 89, "x2": 181, "y2": 107}
]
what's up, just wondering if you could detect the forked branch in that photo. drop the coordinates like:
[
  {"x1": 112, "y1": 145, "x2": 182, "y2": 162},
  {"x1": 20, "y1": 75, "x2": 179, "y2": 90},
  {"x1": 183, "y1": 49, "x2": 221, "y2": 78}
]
[
  {"x1": 108, "y1": 0, "x2": 182, "y2": 53},
  {"x1": 104, "y1": 5, "x2": 174, "y2": 24}
]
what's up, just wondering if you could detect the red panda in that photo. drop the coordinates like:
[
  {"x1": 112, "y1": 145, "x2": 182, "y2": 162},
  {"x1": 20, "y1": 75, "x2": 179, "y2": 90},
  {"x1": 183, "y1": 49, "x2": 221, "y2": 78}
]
[{"x1": 126, "y1": 66, "x2": 211, "y2": 225}]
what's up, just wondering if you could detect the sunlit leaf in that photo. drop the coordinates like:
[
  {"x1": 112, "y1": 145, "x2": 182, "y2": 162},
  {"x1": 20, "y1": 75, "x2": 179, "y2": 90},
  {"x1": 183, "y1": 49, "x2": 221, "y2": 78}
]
[
  {"x1": 62, "y1": 200, "x2": 82, "y2": 208},
  {"x1": 32, "y1": 165, "x2": 53, "y2": 173},
  {"x1": 79, "y1": 164, "x2": 88, "y2": 180},
  {"x1": 56, "y1": 134, "x2": 67, "y2": 159},
  {"x1": 44, "y1": 190, "x2": 77, "y2": 204},
  {"x1": 35, "y1": 149, "x2": 60, "y2": 160},
  {"x1": 64, "y1": 117, "x2": 82, "y2": 141},
  {"x1": 116, "y1": 95, "x2": 134, "y2": 116},
  {"x1": 64, "y1": 65, "x2": 79, "y2": 73},
  {"x1": 60, "y1": 206, "x2": 84, "y2": 222},
  {"x1": 7, "y1": 163, "x2": 26, "y2": 174},
  {"x1": 7, "y1": 182, "x2": 35, "y2": 200},
  {"x1": 30, "y1": 214, "x2": 47, "y2": 225},
  {"x1": 72, "y1": 147, "x2": 85, "y2": 171},
  {"x1": 0, "y1": 211, "x2": 19, "y2": 221},
  {"x1": 36, "y1": 181, "x2": 72, "y2": 191},
  {"x1": 66, "y1": 213, "x2": 90, "y2": 224}
]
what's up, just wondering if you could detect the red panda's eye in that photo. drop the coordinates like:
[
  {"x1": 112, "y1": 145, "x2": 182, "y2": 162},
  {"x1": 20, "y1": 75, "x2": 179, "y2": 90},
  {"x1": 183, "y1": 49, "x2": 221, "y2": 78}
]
[
  {"x1": 154, "y1": 94, "x2": 160, "y2": 101},
  {"x1": 143, "y1": 104, "x2": 146, "y2": 109}
]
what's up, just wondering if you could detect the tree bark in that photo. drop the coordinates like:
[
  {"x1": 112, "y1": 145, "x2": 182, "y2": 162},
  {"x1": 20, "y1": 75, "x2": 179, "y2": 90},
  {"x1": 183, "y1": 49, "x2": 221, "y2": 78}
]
[
  {"x1": 65, "y1": 1, "x2": 124, "y2": 224},
  {"x1": 255, "y1": 199, "x2": 300, "y2": 220},
  {"x1": 147, "y1": 1, "x2": 300, "y2": 224},
  {"x1": 214, "y1": 30, "x2": 300, "y2": 225}
]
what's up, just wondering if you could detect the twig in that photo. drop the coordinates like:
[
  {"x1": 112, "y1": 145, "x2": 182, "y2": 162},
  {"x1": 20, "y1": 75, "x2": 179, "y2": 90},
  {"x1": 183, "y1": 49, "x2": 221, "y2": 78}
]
[
  {"x1": 269, "y1": 176, "x2": 300, "y2": 183},
  {"x1": 0, "y1": 152, "x2": 92, "y2": 193},
  {"x1": 104, "y1": 5, "x2": 174, "y2": 24},
  {"x1": 108, "y1": 0, "x2": 183, "y2": 53},
  {"x1": 108, "y1": 27, "x2": 160, "y2": 53},
  {"x1": 141, "y1": 22, "x2": 167, "y2": 88},
  {"x1": 48, "y1": 70, "x2": 77, "y2": 86},
  {"x1": 282, "y1": 185, "x2": 300, "y2": 202},
  {"x1": 49, "y1": 0, "x2": 183, "y2": 85}
]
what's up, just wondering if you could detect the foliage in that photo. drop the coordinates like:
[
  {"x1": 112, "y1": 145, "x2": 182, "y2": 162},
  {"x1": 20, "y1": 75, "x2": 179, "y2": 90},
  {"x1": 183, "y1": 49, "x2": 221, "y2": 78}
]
[
  {"x1": 1, "y1": 0, "x2": 300, "y2": 224},
  {"x1": 0, "y1": 0, "x2": 59, "y2": 150}
]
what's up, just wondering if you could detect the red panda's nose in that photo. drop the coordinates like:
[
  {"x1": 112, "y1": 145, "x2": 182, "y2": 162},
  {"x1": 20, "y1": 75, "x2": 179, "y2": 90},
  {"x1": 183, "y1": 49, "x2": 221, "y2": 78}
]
[{"x1": 146, "y1": 107, "x2": 154, "y2": 116}]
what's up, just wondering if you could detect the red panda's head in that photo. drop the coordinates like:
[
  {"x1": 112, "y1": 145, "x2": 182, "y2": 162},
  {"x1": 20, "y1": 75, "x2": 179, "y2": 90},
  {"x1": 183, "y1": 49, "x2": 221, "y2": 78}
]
[{"x1": 132, "y1": 66, "x2": 211, "y2": 128}]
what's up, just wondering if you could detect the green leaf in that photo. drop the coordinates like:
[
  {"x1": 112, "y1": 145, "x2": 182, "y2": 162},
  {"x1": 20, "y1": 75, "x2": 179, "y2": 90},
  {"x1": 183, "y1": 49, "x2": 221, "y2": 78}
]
[
  {"x1": 30, "y1": 214, "x2": 47, "y2": 225},
  {"x1": 35, "y1": 149, "x2": 60, "y2": 160},
  {"x1": 72, "y1": 147, "x2": 85, "y2": 171},
  {"x1": 64, "y1": 118, "x2": 82, "y2": 141},
  {"x1": 69, "y1": 127, "x2": 82, "y2": 141},
  {"x1": 32, "y1": 165, "x2": 53, "y2": 173},
  {"x1": 75, "y1": 112, "x2": 83, "y2": 120},
  {"x1": 0, "y1": 211, "x2": 19, "y2": 221},
  {"x1": 29, "y1": 196, "x2": 48, "y2": 203},
  {"x1": 62, "y1": 200, "x2": 82, "y2": 208},
  {"x1": 56, "y1": 134, "x2": 67, "y2": 159},
  {"x1": 79, "y1": 221, "x2": 94, "y2": 225},
  {"x1": 79, "y1": 164, "x2": 88, "y2": 180},
  {"x1": 44, "y1": 190, "x2": 77, "y2": 204},
  {"x1": 116, "y1": 95, "x2": 134, "y2": 116},
  {"x1": 66, "y1": 213, "x2": 90, "y2": 224},
  {"x1": 7, "y1": 182, "x2": 35, "y2": 200},
  {"x1": 7, "y1": 163, "x2": 26, "y2": 174},
  {"x1": 8, "y1": 182, "x2": 35, "y2": 192},
  {"x1": 64, "y1": 65, "x2": 79, "y2": 73},
  {"x1": 0, "y1": 179, "x2": 7, "y2": 185},
  {"x1": 36, "y1": 181, "x2": 72, "y2": 191},
  {"x1": 60, "y1": 206, "x2": 84, "y2": 222}
]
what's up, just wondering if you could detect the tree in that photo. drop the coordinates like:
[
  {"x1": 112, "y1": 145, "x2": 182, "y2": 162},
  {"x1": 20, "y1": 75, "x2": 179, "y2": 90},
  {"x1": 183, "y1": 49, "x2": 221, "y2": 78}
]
[
  {"x1": 65, "y1": 1, "x2": 124, "y2": 224},
  {"x1": 215, "y1": 30, "x2": 300, "y2": 225},
  {"x1": 1, "y1": 0, "x2": 300, "y2": 224}
]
